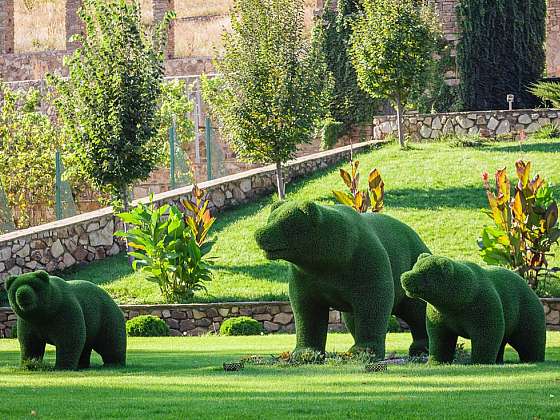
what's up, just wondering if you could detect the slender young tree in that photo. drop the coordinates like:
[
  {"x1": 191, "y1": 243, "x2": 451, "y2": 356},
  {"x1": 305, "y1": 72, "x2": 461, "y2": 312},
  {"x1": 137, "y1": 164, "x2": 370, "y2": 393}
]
[
  {"x1": 202, "y1": 0, "x2": 330, "y2": 199},
  {"x1": 349, "y1": 0, "x2": 438, "y2": 148},
  {"x1": 49, "y1": 0, "x2": 174, "y2": 210}
]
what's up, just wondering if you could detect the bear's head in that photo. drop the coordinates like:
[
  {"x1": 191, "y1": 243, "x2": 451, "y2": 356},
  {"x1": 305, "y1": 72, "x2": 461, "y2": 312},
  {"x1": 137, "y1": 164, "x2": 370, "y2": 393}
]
[
  {"x1": 254, "y1": 200, "x2": 353, "y2": 267},
  {"x1": 5, "y1": 270, "x2": 53, "y2": 318},
  {"x1": 401, "y1": 254, "x2": 469, "y2": 308}
]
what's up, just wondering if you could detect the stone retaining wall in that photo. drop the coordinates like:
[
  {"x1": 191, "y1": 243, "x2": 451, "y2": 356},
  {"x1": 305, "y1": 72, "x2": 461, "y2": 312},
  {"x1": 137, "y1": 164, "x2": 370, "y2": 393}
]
[
  {"x1": 1, "y1": 298, "x2": 559, "y2": 338},
  {"x1": 0, "y1": 140, "x2": 380, "y2": 285},
  {"x1": 372, "y1": 109, "x2": 560, "y2": 141}
]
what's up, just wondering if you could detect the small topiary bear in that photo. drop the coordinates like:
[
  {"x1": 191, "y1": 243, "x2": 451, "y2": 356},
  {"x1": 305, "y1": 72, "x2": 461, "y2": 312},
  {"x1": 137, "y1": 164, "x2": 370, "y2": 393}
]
[
  {"x1": 255, "y1": 200, "x2": 431, "y2": 359},
  {"x1": 5, "y1": 270, "x2": 127, "y2": 370},
  {"x1": 401, "y1": 254, "x2": 546, "y2": 364}
]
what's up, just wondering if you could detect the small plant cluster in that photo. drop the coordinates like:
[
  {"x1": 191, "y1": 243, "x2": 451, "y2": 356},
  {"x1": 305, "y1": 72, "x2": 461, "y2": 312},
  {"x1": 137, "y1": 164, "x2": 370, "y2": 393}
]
[
  {"x1": 333, "y1": 160, "x2": 384, "y2": 213},
  {"x1": 219, "y1": 316, "x2": 263, "y2": 336},
  {"x1": 533, "y1": 123, "x2": 560, "y2": 140},
  {"x1": 479, "y1": 161, "x2": 560, "y2": 289},
  {"x1": 530, "y1": 81, "x2": 560, "y2": 108},
  {"x1": 116, "y1": 185, "x2": 216, "y2": 303},
  {"x1": 126, "y1": 315, "x2": 170, "y2": 337}
]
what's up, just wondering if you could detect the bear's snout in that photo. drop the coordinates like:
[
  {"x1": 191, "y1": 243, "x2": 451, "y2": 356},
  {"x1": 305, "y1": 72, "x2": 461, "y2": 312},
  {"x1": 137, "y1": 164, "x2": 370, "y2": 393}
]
[
  {"x1": 15, "y1": 285, "x2": 38, "y2": 311},
  {"x1": 402, "y1": 273, "x2": 429, "y2": 298}
]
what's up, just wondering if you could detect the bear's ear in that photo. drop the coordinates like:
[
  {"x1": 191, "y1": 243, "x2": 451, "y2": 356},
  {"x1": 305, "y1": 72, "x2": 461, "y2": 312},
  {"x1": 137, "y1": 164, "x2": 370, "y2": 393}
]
[
  {"x1": 417, "y1": 253, "x2": 431, "y2": 262},
  {"x1": 35, "y1": 270, "x2": 50, "y2": 283},
  {"x1": 301, "y1": 201, "x2": 321, "y2": 224},
  {"x1": 440, "y1": 258, "x2": 454, "y2": 278},
  {"x1": 4, "y1": 275, "x2": 17, "y2": 291}
]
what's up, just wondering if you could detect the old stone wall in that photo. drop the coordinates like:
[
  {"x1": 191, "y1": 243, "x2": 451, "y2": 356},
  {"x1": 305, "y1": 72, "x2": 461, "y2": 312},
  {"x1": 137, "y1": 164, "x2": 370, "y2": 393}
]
[
  {"x1": 2, "y1": 0, "x2": 560, "y2": 80},
  {"x1": 372, "y1": 109, "x2": 560, "y2": 141},
  {"x1": 1, "y1": 299, "x2": 559, "y2": 338},
  {"x1": 549, "y1": 0, "x2": 560, "y2": 77},
  {"x1": 0, "y1": 140, "x2": 380, "y2": 284}
]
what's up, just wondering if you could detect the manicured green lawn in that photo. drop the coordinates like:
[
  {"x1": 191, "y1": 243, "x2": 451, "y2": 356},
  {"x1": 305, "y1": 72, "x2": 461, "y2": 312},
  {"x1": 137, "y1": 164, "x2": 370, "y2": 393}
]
[
  {"x1": 0, "y1": 332, "x2": 559, "y2": 419},
  {"x1": 64, "y1": 139, "x2": 560, "y2": 303}
]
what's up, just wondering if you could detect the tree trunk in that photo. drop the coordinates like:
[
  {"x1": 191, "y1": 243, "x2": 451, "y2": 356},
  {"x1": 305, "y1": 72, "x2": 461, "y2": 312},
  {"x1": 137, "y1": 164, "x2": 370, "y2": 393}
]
[
  {"x1": 275, "y1": 161, "x2": 285, "y2": 200},
  {"x1": 395, "y1": 94, "x2": 405, "y2": 149},
  {"x1": 120, "y1": 187, "x2": 133, "y2": 265}
]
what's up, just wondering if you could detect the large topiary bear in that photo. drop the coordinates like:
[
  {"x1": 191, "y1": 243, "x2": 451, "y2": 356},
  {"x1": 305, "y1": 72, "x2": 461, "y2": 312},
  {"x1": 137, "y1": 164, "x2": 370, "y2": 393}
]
[
  {"x1": 255, "y1": 201, "x2": 431, "y2": 359},
  {"x1": 5, "y1": 270, "x2": 126, "y2": 370},
  {"x1": 401, "y1": 254, "x2": 546, "y2": 364}
]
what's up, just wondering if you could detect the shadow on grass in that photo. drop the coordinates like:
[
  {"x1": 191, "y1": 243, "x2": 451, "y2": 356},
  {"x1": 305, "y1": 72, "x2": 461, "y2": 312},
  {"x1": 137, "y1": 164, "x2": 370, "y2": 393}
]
[
  {"x1": 212, "y1": 262, "x2": 290, "y2": 283},
  {"x1": 484, "y1": 140, "x2": 560, "y2": 154},
  {"x1": 385, "y1": 187, "x2": 487, "y2": 210}
]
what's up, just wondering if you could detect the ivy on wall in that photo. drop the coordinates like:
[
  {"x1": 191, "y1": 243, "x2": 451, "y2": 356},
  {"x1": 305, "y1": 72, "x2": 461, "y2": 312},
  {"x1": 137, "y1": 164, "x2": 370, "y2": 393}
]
[
  {"x1": 456, "y1": 0, "x2": 547, "y2": 110},
  {"x1": 313, "y1": 0, "x2": 378, "y2": 132}
]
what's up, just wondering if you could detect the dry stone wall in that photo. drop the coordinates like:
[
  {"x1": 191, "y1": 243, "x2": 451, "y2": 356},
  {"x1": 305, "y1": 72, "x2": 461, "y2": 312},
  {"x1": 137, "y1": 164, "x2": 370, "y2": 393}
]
[
  {"x1": 0, "y1": 140, "x2": 379, "y2": 285},
  {"x1": 1, "y1": 299, "x2": 559, "y2": 338},
  {"x1": 372, "y1": 109, "x2": 560, "y2": 141}
]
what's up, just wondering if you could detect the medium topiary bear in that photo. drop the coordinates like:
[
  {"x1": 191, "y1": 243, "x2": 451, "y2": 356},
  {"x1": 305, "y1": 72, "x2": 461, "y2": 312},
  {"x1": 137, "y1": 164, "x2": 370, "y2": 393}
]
[
  {"x1": 5, "y1": 270, "x2": 126, "y2": 370},
  {"x1": 255, "y1": 200, "x2": 431, "y2": 359},
  {"x1": 401, "y1": 254, "x2": 546, "y2": 364}
]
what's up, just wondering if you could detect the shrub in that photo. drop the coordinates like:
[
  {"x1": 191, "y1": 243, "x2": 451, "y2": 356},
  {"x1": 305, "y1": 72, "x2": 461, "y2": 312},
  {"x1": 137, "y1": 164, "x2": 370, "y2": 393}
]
[
  {"x1": 530, "y1": 81, "x2": 560, "y2": 108},
  {"x1": 320, "y1": 118, "x2": 344, "y2": 151},
  {"x1": 479, "y1": 161, "x2": 560, "y2": 289},
  {"x1": 219, "y1": 316, "x2": 263, "y2": 336},
  {"x1": 126, "y1": 315, "x2": 170, "y2": 337},
  {"x1": 387, "y1": 316, "x2": 402, "y2": 333},
  {"x1": 333, "y1": 160, "x2": 384, "y2": 213},
  {"x1": 116, "y1": 185, "x2": 216, "y2": 303}
]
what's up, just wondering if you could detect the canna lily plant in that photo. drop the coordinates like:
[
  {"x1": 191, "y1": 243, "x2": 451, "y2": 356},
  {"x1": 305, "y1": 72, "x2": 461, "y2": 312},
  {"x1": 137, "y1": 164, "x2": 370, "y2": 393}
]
[
  {"x1": 333, "y1": 160, "x2": 384, "y2": 213},
  {"x1": 115, "y1": 185, "x2": 216, "y2": 303},
  {"x1": 479, "y1": 160, "x2": 560, "y2": 289}
]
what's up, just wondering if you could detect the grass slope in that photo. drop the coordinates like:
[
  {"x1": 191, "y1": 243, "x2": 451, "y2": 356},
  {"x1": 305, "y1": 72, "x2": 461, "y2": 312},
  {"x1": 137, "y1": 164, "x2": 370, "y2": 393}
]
[
  {"x1": 0, "y1": 332, "x2": 559, "y2": 419},
  {"x1": 64, "y1": 139, "x2": 560, "y2": 304}
]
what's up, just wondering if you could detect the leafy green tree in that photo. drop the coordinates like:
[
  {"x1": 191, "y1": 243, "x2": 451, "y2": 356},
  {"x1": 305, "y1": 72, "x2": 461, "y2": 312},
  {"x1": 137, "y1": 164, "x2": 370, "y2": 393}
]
[
  {"x1": 202, "y1": 0, "x2": 330, "y2": 199},
  {"x1": 0, "y1": 82, "x2": 57, "y2": 228},
  {"x1": 349, "y1": 0, "x2": 438, "y2": 148},
  {"x1": 312, "y1": 0, "x2": 378, "y2": 134},
  {"x1": 49, "y1": 0, "x2": 174, "y2": 209},
  {"x1": 457, "y1": 0, "x2": 546, "y2": 111}
]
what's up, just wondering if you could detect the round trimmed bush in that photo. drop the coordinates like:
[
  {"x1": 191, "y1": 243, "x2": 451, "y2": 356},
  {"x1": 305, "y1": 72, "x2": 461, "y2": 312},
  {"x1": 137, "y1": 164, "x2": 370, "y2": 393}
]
[
  {"x1": 387, "y1": 316, "x2": 402, "y2": 333},
  {"x1": 126, "y1": 315, "x2": 170, "y2": 337},
  {"x1": 219, "y1": 316, "x2": 263, "y2": 336}
]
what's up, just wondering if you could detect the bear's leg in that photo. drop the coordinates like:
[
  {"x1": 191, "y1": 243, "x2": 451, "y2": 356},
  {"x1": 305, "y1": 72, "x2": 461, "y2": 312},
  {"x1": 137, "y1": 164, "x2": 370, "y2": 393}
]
[
  {"x1": 95, "y1": 324, "x2": 127, "y2": 367},
  {"x1": 496, "y1": 341, "x2": 507, "y2": 364},
  {"x1": 507, "y1": 302, "x2": 546, "y2": 363},
  {"x1": 53, "y1": 328, "x2": 86, "y2": 370},
  {"x1": 470, "y1": 332, "x2": 502, "y2": 364},
  {"x1": 427, "y1": 322, "x2": 457, "y2": 364},
  {"x1": 289, "y1": 276, "x2": 330, "y2": 354},
  {"x1": 341, "y1": 312, "x2": 355, "y2": 338},
  {"x1": 78, "y1": 347, "x2": 92, "y2": 369},
  {"x1": 18, "y1": 324, "x2": 46, "y2": 364},
  {"x1": 508, "y1": 330, "x2": 546, "y2": 363},
  {"x1": 349, "y1": 298, "x2": 392, "y2": 359},
  {"x1": 395, "y1": 297, "x2": 429, "y2": 356}
]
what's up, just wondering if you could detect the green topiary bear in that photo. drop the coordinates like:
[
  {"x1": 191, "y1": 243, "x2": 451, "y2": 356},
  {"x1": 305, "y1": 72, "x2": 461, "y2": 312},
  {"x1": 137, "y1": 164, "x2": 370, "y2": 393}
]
[
  {"x1": 5, "y1": 270, "x2": 127, "y2": 370},
  {"x1": 255, "y1": 201, "x2": 431, "y2": 359},
  {"x1": 401, "y1": 254, "x2": 546, "y2": 364}
]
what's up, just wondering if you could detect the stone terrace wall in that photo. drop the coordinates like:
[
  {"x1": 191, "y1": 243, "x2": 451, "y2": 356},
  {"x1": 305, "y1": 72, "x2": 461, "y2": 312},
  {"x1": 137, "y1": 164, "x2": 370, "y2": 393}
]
[
  {"x1": 0, "y1": 140, "x2": 380, "y2": 285},
  {"x1": 372, "y1": 109, "x2": 560, "y2": 141},
  {"x1": 1, "y1": 299, "x2": 559, "y2": 338},
  {"x1": 549, "y1": 0, "x2": 560, "y2": 77}
]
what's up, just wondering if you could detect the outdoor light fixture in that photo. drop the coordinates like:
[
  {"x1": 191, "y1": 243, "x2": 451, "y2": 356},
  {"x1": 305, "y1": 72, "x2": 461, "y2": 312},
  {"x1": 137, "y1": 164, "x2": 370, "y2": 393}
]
[{"x1": 507, "y1": 94, "x2": 515, "y2": 111}]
